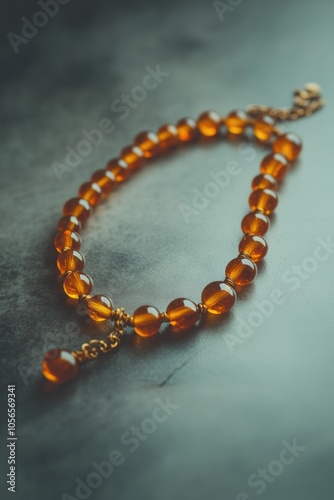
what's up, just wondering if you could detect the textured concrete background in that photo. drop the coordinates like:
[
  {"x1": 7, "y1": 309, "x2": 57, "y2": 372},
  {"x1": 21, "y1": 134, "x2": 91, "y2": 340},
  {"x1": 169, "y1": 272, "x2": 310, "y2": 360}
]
[{"x1": 1, "y1": 0, "x2": 334, "y2": 499}]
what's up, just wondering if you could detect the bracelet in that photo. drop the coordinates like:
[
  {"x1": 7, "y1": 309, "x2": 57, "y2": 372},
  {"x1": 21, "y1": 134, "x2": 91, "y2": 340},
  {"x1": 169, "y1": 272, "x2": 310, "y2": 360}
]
[{"x1": 42, "y1": 83, "x2": 324, "y2": 384}]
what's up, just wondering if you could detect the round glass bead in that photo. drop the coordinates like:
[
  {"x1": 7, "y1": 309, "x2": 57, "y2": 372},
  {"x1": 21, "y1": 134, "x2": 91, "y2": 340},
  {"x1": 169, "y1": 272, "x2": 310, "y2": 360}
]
[
  {"x1": 91, "y1": 169, "x2": 116, "y2": 196},
  {"x1": 157, "y1": 124, "x2": 179, "y2": 149},
  {"x1": 63, "y1": 197, "x2": 91, "y2": 223},
  {"x1": 120, "y1": 146, "x2": 144, "y2": 170},
  {"x1": 251, "y1": 173, "x2": 277, "y2": 191},
  {"x1": 63, "y1": 271, "x2": 93, "y2": 299},
  {"x1": 197, "y1": 111, "x2": 221, "y2": 137},
  {"x1": 134, "y1": 131, "x2": 160, "y2": 158},
  {"x1": 166, "y1": 298, "x2": 201, "y2": 330},
  {"x1": 57, "y1": 249, "x2": 85, "y2": 274},
  {"x1": 253, "y1": 115, "x2": 275, "y2": 142},
  {"x1": 238, "y1": 235, "x2": 268, "y2": 262},
  {"x1": 58, "y1": 215, "x2": 81, "y2": 233},
  {"x1": 249, "y1": 188, "x2": 278, "y2": 215},
  {"x1": 86, "y1": 295, "x2": 113, "y2": 322},
  {"x1": 273, "y1": 132, "x2": 302, "y2": 161},
  {"x1": 260, "y1": 153, "x2": 288, "y2": 181},
  {"x1": 42, "y1": 348, "x2": 78, "y2": 384},
  {"x1": 106, "y1": 158, "x2": 130, "y2": 182},
  {"x1": 54, "y1": 230, "x2": 81, "y2": 253},
  {"x1": 241, "y1": 212, "x2": 270, "y2": 236},
  {"x1": 201, "y1": 281, "x2": 236, "y2": 315},
  {"x1": 78, "y1": 181, "x2": 102, "y2": 207},
  {"x1": 225, "y1": 257, "x2": 257, "y2": 286},
  {"x1": 176, "y1": 117, "x2": 198, "y2": 142},
  {"x1": 133, "y1": 305, "x2": 161, "y2": 337},
  {"x1": 225, "y1": 110, "x2": 249, "y2": 135}
]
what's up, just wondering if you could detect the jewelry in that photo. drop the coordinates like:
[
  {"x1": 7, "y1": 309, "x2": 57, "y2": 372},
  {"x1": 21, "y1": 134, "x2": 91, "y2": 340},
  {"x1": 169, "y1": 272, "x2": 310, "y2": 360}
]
[{"x1": 42, "y1": 83, "x2": 324, "y2": 384}]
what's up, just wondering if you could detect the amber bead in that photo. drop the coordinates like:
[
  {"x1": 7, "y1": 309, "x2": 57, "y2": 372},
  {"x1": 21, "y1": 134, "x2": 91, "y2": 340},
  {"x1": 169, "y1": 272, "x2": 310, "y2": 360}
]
[
  {"x1": 86, "y1": 295, "x2": 113, "y2": 322},
  {"x1": 57, "y1": 249, "x2": 85, "y2": 274},
  {"x1": 241, "y1": 212, "x2": 270, "y2": 236},
  {"x1": 253, "y1": 115, "x2": 275, "y2": 142},
  {"x1": 260, "y1": 153, "x2": 288, "y2": 181},
  {"x1": 176, "y1": 117, "x2": 198, "y2": 142},
  {"x1": 78, "y1": 181, "x2": 102, "y2": 207},
  {"x1": 63, "y1": 271, "x2": 93, "y2": 299},
  {"x1": 63, "y1": 197, "x2": 91, "y2": 223},
  {"x1": 273, "y1": 132, "x2": 302, "y2": 161},
  {"x1": 251, "y1": 173, "x2": 277, "y2": 191},
  {"x1": 58, "y1": 215, "x2": 81, "y2": 233},
  {"x1": 134, "y1": 131, "x2": 160, "y2": 158},
  {"x1": 106, "y1": 158, "x2": 130, "y2": 182},
  {"x1": 225, "y1": 257, "x2": 257, "y2": 286},
  {"x1": 42, "y1": 348, "x2": 78, "y2": 384},
  {"x1": 197, "y1": 111, "x2": 221, "y2": 137},
  {"x1": 225, "y1": 110, "x2": 249, "y2": 135},
  {"x1": 166, "y1": 298, "x2": 201, "y2": 330},
  {"x1": 157, "y1": 124, "x2": 179, "y2": 149},
  {"x1": 54, "y1": 230, "x2": 81, "y2": 253},
  {"x1": 120, "y1": 146, "x2": 144, "y2": 170},
  {"x1": 201, "y1": 281, "x2": 236, "y2": 315},
  {"x1": 133, "y1": 305, "x2": 161, "y2": 337},
  {"x1": 91, "y1": 169, "x2": 116, "y2": 196},
  {"x1": 238, "y1": 235, "x2": 268, "y2": 262},
  {"x1": 249, "y1": 188, "x2": 278, "y2": 215}
]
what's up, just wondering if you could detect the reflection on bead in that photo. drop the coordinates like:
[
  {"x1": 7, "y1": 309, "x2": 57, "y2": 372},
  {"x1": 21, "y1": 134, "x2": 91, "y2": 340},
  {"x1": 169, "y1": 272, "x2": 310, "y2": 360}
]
[
  {"x1": 238, "y1": 235, "x2": 268, "y2": 262},
  {"x1": 120, "y1": 146, "x2": 144, "y2": 170},
  {"x1": 176, "y1": 117, "x2": 198, "y2": 142},
  {"x1": 201, "y1": 281, "x2": 236, "y2": 315},
  {"x1": 91, "y1": 169, "x2": 116, "y2": 196},
  {"x1": 253, "y1": 115, "x2": 275, "y2": 142},
  {"x1": 241, "y1": 212, "x2": 270, "y2": 236},
  {"x1": 249, "y1": 188, "x2": 278, "y2": 215},
  {"x1": 225, "y1": 110, "x2": 249, "y2": 135},
  {"x1": 86, "y1": 295, "x2": 113, "y2": 322},
  {"x1": 166, "y1": 298, "x2": 201, "y2": 330},
  {"x1": 106, "y1": 158, "x2": 130, "y2": 182},
  {"x1": 133, "y1": 305, "x2": 161, "y2": 337},
  {"x1": 273, "y1": 132, "x2": 302, "y2": 161},
  {"x1": 260, "y1": 153, "x2": 288, "y2": 181},
  {"x1": 42, "y1": 348, "x2": 78, "y2": 383},
  {"x1": 78, "y1": 182, "x2": 102, "y2": 206},
  {"x1": 63, "y1": 271, "x2": 93, "y2": 299},
  {"x1": 197, "y1": 111, "x2": 221, "y2": 137},
  {"x1": 157, "y1": 124, "x2": 179, "y2": 149},
  {"x1": 63, "y1": 198, "x2": 91, "y2": 222},
  {"x1": 57, "y1": 249, "x2": 85, "y2": 274},
  {"x1": 54, "y1": 230, "x2": 81, "y2": 253},
  {"x1": 225, "y1": 257, "x2": 257, "y2": 286},
  {"x1": 58, "y1": 215, "x2": 81, "y2": 233},
  {"x1": 134, "y1": 131, "x2": 160, "y2": 158},
  {"x1": 252, "y1": 173, "x2": 277, "y2": 191}
]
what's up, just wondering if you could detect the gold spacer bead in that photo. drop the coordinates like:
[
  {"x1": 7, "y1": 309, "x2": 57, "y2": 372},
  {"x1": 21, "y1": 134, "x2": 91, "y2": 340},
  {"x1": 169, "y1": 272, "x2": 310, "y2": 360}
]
[
  {"x1": 224, "y1": 276, "x2": 235, "y2": 288},
  {"x1": 79, "y1": 294, "x2": 92, "y2": 305},
  {"x1": 197, "y1": 303, "x2": 207, "y2": 314},
  {"x1": 160, "y1": 312, "x2": 169, "y2": 322},
  {"x1": 238, "y1": 252, "x2": 252, "y2": 260}
]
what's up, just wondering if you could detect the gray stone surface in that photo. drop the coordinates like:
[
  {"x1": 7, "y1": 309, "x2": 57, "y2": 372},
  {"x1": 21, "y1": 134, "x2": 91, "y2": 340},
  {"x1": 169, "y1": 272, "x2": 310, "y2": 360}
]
[{"x1": 1, "y1": 0, "x2": 334, "y2": 499}]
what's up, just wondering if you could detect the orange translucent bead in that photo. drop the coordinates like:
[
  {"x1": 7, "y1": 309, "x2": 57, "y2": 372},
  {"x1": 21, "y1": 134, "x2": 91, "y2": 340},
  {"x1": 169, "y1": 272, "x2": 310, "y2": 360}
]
[
  {"x1": 238, "y1": 235, "x2": 268, "y2": 262},
  {"x1": 241, "y1": 212, "x2": 270, "y2": 236},
  {"x1": 273, "y1": 132, "x2": 302, "y2": 161},
  {"x1": 63, "y1": 197, "x2": 91, "y2": 222},
  {"x1": 106, "y1": 158, "x2": 130, "y2": 182},
  {"x1": 176, "y1": 117, "x2": 198, "y2": 142},
  {"x1": 157, "y1": 124, "x2": 179, "y2": 149},
  {"x1": 253, "y1": 115, "x2": 275, "y2": 142},
  {"x1": 63, "y1": 271, "x2": 93, "y2": 299},
  {"x1": 57, "y1": 249, "x2": 85, "y2": 274},
  {"x1": 78, "y1": 181, "x2": 102, "y2": 207},
  {"x1": 249, "y1": 188, "x2": 278, "y2": 215},
  {"x1": 133, "y1": 305, "x2": 161, "y2": 337},
  {"x1": 134, "y1": 131, "x2": 160, "y2": 158},
  {"x1": 58, "y1": 215, "x2": 81, "y2": 233},
  {"x1": 197, "y1": 111, "x2": 221, "y2": 137},
  {"x1": 225, "y1": 110, "x2": 249, "y2": 135},
  {"x1": 260, "y1": 153, "x2": 288, "y2": 181},
  {"x1": 91, "y1": 169, "x2": 116, "y2": 196},
  {"x1": 86, "y1": 295, "x2": 113, "y2": 322},
  {"x1": 166, "y1": 298, "x2": 201, "y2": 330},
  {"x1": 120, "y1": 145, "x2": 144, "y2": 170},
  {"x1": 201, "y1": 281, "x2": 236, "y2": 315},
  {"x1": 42, "y1": 348, "x2": 78, "y2": 384},
  {"x1": 225, "y1": 257, "x2": 257, "y2": 286},
  {"x1": 251, "y1": 173, "x2": 277, "y2": 191},
  {"x1": 54, "y1": 230, "x2": 81, "y2": 253}
]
